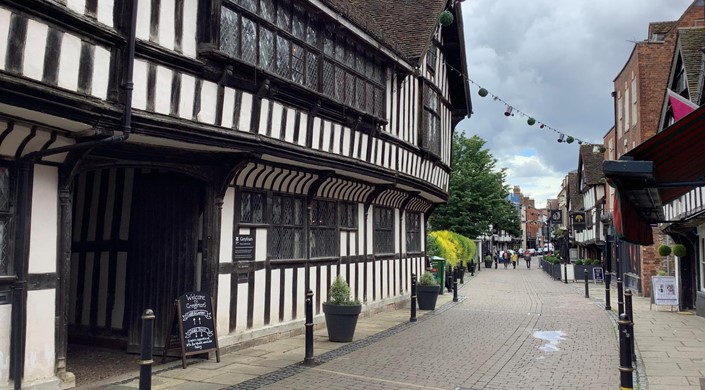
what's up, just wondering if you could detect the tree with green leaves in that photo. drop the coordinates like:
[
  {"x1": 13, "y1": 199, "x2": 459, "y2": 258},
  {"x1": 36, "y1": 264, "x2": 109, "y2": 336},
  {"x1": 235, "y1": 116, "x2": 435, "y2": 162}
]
[{"x1": 429, "y1": 133, "x2": 521, "y2": 239}]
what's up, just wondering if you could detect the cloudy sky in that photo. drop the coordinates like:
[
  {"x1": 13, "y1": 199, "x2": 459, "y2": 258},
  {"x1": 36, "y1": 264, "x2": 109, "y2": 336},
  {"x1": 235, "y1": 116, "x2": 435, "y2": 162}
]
[{"x1": 458, "y1": 0, "x2": 693, "y2": 207}]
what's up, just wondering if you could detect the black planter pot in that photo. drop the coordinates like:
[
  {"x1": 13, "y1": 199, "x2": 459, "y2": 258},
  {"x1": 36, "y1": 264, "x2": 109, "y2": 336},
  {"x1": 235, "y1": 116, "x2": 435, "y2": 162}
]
[
  {"x1": 417, "y1": 285, "x2": 440, "y2": 310},
  {"x1": 484, "y1": 260, "x2": 493, "y2": 268},
  {"x1": 322, "y1": 303, "x2": 362, "y2": 342}
]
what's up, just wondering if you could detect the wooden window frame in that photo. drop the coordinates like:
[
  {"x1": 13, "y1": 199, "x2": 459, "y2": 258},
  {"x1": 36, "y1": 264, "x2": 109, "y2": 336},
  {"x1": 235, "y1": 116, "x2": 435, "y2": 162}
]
[
  {"x1": 373, "y1": 206, "x2": 395, "y2": 255},
  {"x1": 405, "y1": 212, "x2": 421, "y2": 253}
]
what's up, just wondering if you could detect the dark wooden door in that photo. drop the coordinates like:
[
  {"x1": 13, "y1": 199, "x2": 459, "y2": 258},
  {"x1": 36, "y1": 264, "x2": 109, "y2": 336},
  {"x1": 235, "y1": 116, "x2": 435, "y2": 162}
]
[{"x1": 125, "y1": 171, "x2": 203, "y2": 352}]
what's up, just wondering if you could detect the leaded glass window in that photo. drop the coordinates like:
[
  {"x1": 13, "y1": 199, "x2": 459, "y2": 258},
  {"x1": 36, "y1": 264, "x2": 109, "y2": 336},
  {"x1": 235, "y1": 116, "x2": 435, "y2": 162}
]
[
  {"x1": 241, "y1": 17, "x2": 258, "y2": 64},
  {"x1": 240, "y1": 191, "x2": 265, "y2": 224},
  {"x1": 260, "y1": 27, "x2": 275, "y2": 72},
  {"x1": 424, "y1": 84, "x2": 441, "y2": 156},
  {"x1": 322, "y1": 61, "x2": 334, "y2": 97},
  {"x1": 220, "y1": 7, "x2": 239, "y2": 58},
  {"x1": 0, "y1": 167, "x2": 11, "y2": 276},
  {"x1": 306, "y1": 16, "x2": 317, "y2": 46},
  {"x1": 276, "y1": 36, "x2": 291, "y2": 78},
  {"x1": 260, "y1": 0, "x2": 275, "y2": 22},
  {"x1": 237, "y1": 0, "x2": 257, "y2": 13},
  {"x1": 276, "y1": 0, "x2": 291, "y2": 31},
  {"x1": 292, "y1": 3, "x2": 306, "y2": 40},
  {"x1": 339, "y1": 203, "x2": 357, "y2": 229},
  {"x1": 306, "y1": 52, "x2": 318, "y2": 90},
  {"x1": 270, "y1": 194, "x2": 305, "y2": 260},
  {"x1": 405, "y1": 212, "x2": 421, "y2": 252},
  {"x1": 427, "y1": 45, "x2": 437, "y2": 73},
  {"x1": 345, "y1": 72, "x2": 355, "y2": 106},
  {"x1": 0, "y1": 168, "x2": 9, "y2": 212},
  {"x1": 335, "y1": 66, "x2": 345, "y2": 102},
  {"x1": 373, "y1": 207, "x2": 395, "y2": 254},
  {"x1": 310, "y1": 200, "x2": 337, "y2": 258},
  {"x1": 291, "y1": 44, "x2": 305, "y2": 84}
]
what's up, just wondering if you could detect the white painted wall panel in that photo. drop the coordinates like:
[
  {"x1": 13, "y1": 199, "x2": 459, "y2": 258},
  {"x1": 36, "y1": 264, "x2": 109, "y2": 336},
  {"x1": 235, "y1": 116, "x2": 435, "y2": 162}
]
[
  {"x1": 97, "y1": 0, "x2": 114, "y2": 27},
  {"x1": 236, "y1": 282, "x2": 248, "y2": 331},
  {"x1": 283, "y1": 268, "x2": 293, "y2": 322},
  {"x1": 311, "y1": 118, "x2": 321, "y2": 150},
  {"x1": 91, "y1": 46, "x2": 111, "y2": 100},
  {"x1": 65, "y1": 0, "x2": 84, "y2": 15},
  {"x1": 58, "y1": 33, "x2": 82, "y2": 91},
  {"x1": 0, "y1": 305, "x2": 10, "y2": 382},
  {"x1": 198, "y1": 81, "x2": 218, "y2": 124},
  {"x1": 238, "y1": 92, "x2": 253, "y2": 131},
  {"x1": 220, "y1": 187, "x2": 235, "y2": 263},
  {"x1": 342, "y1": 127, "x2": 351, "y2": 156},
  {"x1": 221, "y1": 87, "x2": 236, "y2": 128},
  {"x1": 297, "y1": 113, "x2": 307, "y2": 146},
  {"x1": 182, "y1": 0, "x2": 198, "y2": 57},
  {"x1": 255, "y1": 228, "x2": 267, "y2": 261},
  {"x1": 28, "y1": 165, "x2": 58, "y2": 274},
  {"x1": 23, "y1": 20, "x2": 48, "y2": 81},
  {"x1": 131, "y1": 59, "x2": 148, "y2": 110},
  {"x1": 178, "y1": 73, "x2": 195, "y2": 119},
  {"x1": 158, "y1": 0, "x2": 176, "y2": 50},
  {"x1": 270, "y1": 103, "x2": 283, "y2": 139},
  {"x1": 252, "y1": 269, "x2": 265, "y2": 328},
  {"x1": 24, "y1": 289, "x2": 55, "y2": 382},
  {"x1": 217, "y1": 274, "x2": 231, "y2": 336},
  {"x1": 296, "y1": 267, "x2": 306, "y2": 320},
  {"x1": 135, "y1": 0, "x2": 151, "y2": 41},
  {"x1": 331, "y1": 124, "x2": 341, "y2": 155},
  {"x1": 258, "y1": 99, "x2": 270, "y2": 135},
  {"x1": 321, "y1": 121, "x2": 331, "y2": 152},
  {"x1": 155, "y1": 66, "x2": 173, "y2": 115},
  {"x1": 284, "y1": 110, "x2": 296, "y2": 143},
  {"x1": 0, "y1": 8, "x2": 10, "y2": 71}
]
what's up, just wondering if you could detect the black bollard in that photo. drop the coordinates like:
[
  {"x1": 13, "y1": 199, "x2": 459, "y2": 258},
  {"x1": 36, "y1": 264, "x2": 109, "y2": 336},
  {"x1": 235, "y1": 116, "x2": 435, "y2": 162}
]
[
  {"x1": 618, "y1": 313, "x2": 634, "y2": 390},
  {"x1": 605, "y1": 272, "x2": 612, "y2": 311},
  {"x1": 624, "y1": 289, "x2": 636, "y2": 363},
  {"x1": 584, "y1": 269, "x2": 589, "y2": 298},
  {"x1": 304, "y1": 289, "x2": 314, "y2": 366},
  {"x1": 139, "y1": 309, "x2": 155, "y2": 390},
  {"x1": 563, "y1": 262, "x2": 568, "y2": 284},
  {"x1": 452, "y1": 266, "x2": 458, "y2": 302},
  {"x1": 410, "y1": 273, "x2": 417, "y2": 322},
  {"x1": 617, "y1": 278, "x2": 624, "y2": 315}
]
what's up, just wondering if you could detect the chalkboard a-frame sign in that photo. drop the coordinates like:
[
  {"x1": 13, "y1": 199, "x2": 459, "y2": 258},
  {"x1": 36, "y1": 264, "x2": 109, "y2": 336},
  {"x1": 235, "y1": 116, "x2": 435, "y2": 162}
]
[{"x1": 162, "y1": 292, "x2": 221, "y2": 368}]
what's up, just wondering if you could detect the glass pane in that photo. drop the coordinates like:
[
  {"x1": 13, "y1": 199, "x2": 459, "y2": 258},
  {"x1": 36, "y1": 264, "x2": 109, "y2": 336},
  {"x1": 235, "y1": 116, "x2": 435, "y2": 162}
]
[
  {"x1": 306, "y1": 15, "x2": 317, "y2": 46},
  {"x1": 252, "y1": 193, "x2": 264, "y2": 223},
  {"x1": 345, "y1": 72, "x2": 355, "y2": 106},
  {"x1": 365, "y1": 82, "x2": 374, "y2": 114},
  {"x1": 291, "y1": 44, "x2": 305, "y2": 84},
  {"x1": 220, "y1": 7, "x2": 239, "y2": 58},
  {"x1": 335, "y1": 66, "x2": 345, "y2": 102},
  {"x1": 0, "y1": 168, "x2": 8, "y2": 211},
  {"x1": 334, "y1": 37, "x2": 345, "y2": 62},
  {"x1": 237, "y1": 0, "x2": 257, "y2": 13},
  {"x1": 322, "y1": 61, "x2": 334, "y2": 96},
  {"x1": 276, "y1": 0, "x2": 291, "y2": 31},
  {"x1": 282, "y1": 197, "x2": 293, "y2": 225},
  {"x1": 323, "y1": 25, "x2": 334, "y2": 56},
  {"x1": 345, "y1": 40, "x2": 355, "y2": 68},
  {"x1": 306, "y1": 52, "x2": 318, "y2": 90},
  {"x1": 0, "y1": 219, "x2": 7, "y2": 275},
  {"x1": 356, "y1": 77, "x2": 364, "y2": 110},
  {"x1": 375, "y1": 87, "x2": 385, "y2": 117},
  {"x1": 241, "y1": 17, "x2": 257, "y2": 65},
  {"x1": 259, "y1": 27, "x2": 275, "y2": 71},
  {"x1": 292, "y1": 3, "x2": 306, "y2": 40},
  {"x1": 240, "y1": 192, "x2": 252, "y2": 222},
  {"x1": 261, "y1": 0, "x2": 275, "y2": 22},
  {"x1": 272, "y1": 196, "x2": 282, "y2": 224},
  {"x1": 355, "y1": 50, "x2": 363, "y2": 73},
  {"x1": 293, "y1": 198, "x2": 303, "y2": 225},
  {"x1": 276, "y1": 36, "x2": 290, "y2": 78}
]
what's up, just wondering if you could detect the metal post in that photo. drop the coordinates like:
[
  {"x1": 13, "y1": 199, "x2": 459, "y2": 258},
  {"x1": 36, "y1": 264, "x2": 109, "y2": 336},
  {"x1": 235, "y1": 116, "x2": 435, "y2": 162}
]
[
  {"x1": 410, "y1": 273, "x2": 417, "y2": 322},
  {"x1": 304, "y1": 290, "x2": 314, "y2": 365},
  {"x1": 624, "y1": 289, "x2": 636, "y2": 363},
  {"x1": 584, "y1": 269, "x2": 589, "y2": 298},
  {"x1": 139, "y1": 309, "x2": 155, "y2": 390},
  {"x1": 605, "y1": 272, "x2": 612, "y2": 311},
  {"x1": 452, "y1": 266, "x2": 458, "y2": 302},
  {"x1": 617, "y1": 278, "x2": 624, "y2": 315},
  {"x1": 618, "y1": 313, "x2": 634, "y2": 390},
  {"x1": 563, "y1": 262, "x2": 568, "y2": 284}
]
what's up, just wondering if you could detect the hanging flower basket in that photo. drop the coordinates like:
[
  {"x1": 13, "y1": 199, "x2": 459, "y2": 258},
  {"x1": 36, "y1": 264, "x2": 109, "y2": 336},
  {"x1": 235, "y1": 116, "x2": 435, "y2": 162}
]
[
  {"x1": 657, "y1": 244, "x2": 671, "y2": 257},
  {"x1": 527, "y1": 117, "x2": 536, "y2": 126},
  {"x1": 478, "y1": 88, "x2": 488, "y2": 97},
  {"x1": 439, "y1": 11, "x2": 454, "y2": 27}
]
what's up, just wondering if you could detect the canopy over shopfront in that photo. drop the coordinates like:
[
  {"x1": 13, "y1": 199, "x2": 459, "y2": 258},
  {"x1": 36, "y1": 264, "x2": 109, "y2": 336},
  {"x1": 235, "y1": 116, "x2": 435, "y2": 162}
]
[{"x1": 603, "y1": 105, "x2": 705, "y2": 245}]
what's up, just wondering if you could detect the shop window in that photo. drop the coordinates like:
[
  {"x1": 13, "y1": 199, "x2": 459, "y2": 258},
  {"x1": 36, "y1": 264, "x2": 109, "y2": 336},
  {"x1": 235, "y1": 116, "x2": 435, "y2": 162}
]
[{"x1": 373, "y1": 207, "x2": 394, "y2": 254}]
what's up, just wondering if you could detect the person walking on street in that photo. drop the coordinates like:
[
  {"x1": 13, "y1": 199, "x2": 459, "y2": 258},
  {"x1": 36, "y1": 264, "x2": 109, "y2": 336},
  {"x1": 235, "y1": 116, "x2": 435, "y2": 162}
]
[
  {"x1": 502, "y1": 250, "x2": 509, "y2": 269},
  {"x1": 524, "y1": 252, "x2": 532, "y2": 269},
  {"x1": 511, "y1": 251, "x2": 518, "y2": 269}
]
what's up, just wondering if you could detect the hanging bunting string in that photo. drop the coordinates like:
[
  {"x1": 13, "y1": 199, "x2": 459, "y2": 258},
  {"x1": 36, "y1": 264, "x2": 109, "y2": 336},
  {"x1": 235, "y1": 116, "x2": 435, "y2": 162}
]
[{"x1": 442, "y1": 61, "x2": 603, "y2": 147}]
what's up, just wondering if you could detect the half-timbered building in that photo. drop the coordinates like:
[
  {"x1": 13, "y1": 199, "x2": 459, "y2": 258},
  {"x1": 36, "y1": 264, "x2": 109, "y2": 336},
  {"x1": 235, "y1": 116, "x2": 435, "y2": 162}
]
[{"x1": 0, "y1": 0, "x2": 470, "y2": 387}]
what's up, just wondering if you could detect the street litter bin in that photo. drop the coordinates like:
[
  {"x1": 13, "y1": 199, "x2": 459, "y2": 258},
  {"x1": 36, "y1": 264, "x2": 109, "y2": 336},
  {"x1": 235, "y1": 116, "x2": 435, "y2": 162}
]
[{"x1": 430, "y1": 256, "x2": 446, "y2": 295}]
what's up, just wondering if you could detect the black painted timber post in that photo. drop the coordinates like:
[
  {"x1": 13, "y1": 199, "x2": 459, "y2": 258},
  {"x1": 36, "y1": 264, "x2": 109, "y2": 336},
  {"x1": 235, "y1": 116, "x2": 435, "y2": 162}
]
[
  {"x1": 452, "y1": 266, "x2": 458, "y2": 302},
  {"x1": 618, "y1": 313, "x2": 634, "y2": 390},
  {"x1": 410, "y1": 273, "x2": 417, "y2": 322},
  {"x1": 584, "y1": 269, "x2": 589, "y2": 298},
  {"x1": 304, "y1": 290, "x2": 314, "y2": 365},
  {"x1": 139, "y1": 309, "x2": 155, "y2": 390},
  {"x1": 624, "y1": 289, "x2": 636, "y2": 363},
  {"x1": 605, "y1": 272, "x2": 612, "y2": 311},
  {"x1": 563, "y1": 262, "x2": 568, "y2": 284},
  {"x1": 617, "y1": 278, "x2": 624, "y2": 315}
]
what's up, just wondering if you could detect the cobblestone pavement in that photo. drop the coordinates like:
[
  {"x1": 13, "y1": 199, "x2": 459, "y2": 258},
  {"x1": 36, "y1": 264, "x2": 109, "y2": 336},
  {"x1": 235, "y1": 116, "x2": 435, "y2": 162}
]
[{"x1": 239, "y1": 263, "x2": 619, "y2": 390}]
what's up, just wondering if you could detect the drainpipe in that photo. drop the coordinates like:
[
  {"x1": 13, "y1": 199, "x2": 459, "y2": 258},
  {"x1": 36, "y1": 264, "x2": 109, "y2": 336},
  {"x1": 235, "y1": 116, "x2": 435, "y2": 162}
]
[{"x1": 10, "y1": 0, "x2": 137, "y2": 387}]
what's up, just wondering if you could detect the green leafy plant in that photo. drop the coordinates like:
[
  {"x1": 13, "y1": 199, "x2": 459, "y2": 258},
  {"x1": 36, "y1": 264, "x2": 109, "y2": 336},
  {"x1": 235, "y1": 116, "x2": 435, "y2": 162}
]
[
  {"x1": 418, "y1": 271, "x2": 439, "y2": 286},
  {"x1": 439, "y1": 10, "x2": 454, "y2": 26},
  {"x1": 326, "y1": 275, "x2": 360, "y2": 305},
  {"x1": 657, "y1": 244, "x2": 671, "y2": 257},
  {"x1": 592, "y1": 259, "x2": 602, "y2": 266},
  {"x1": 656, "y1": 270, "x2": 667, "y2": 276},
  {"x1": 672, "y1": 244, "x2": 687, "y2": 257},
  {"x1": 574, "y1": 260, "x2": 583, "y2": 265},
  {"x1": 484, "y1": 255, "x2": 492, "y2": 262}
]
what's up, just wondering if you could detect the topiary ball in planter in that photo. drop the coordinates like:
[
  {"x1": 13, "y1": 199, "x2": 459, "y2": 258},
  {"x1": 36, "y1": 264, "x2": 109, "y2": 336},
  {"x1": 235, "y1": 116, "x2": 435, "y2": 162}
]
[
  {"x1": 657, "y1": 244, "x2": 672, "y2": 257},
  {"x1": 417, "y1": 271, "x2": 440, "y2": 310},
  {"x1": 323, "y1": 275, "x2": 361, "y2": 342},
  {"x1": 439, "y1": 10, "x2": 454, "y2": 27},
  {"x1": 672, "y1": 244, "x2": 687, "y2": 257}
]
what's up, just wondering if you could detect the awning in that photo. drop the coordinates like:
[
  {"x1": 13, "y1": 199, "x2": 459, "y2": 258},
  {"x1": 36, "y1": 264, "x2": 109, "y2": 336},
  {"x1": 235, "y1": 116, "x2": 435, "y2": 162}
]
[{"x1": 603, "y1": 105, "x2": 705, "y2": 245}]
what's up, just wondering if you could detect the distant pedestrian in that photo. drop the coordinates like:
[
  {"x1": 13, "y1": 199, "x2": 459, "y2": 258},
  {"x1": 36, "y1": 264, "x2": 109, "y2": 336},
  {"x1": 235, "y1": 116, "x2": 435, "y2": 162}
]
[
  {"x1": 511, "y1": 252, "x2": 518, "y2": 269},
  {"x1": 502, "y1": 250, "x2": 510, "y2": 269},
  {"x1": 524, "y1": 252, "x2": 532, "y2": 269}
]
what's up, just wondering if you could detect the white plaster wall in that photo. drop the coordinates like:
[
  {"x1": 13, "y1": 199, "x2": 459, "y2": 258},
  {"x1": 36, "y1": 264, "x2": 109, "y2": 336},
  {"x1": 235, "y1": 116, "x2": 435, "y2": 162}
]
[
  {"x1": 23, "y1": 20, "x2": 48, "y2": 81},
  {"x1": 296, "y1": 267, "x2": 305, "y2": 320},
  {"x1": 158, "y1": 0, "x2": 175, "y2": 51},
  {"x1": 221, "y1": 88, "x2": 236, "y2": 129},
  {"x1": 58, "y1": 33, "x2": 81, "y2": 91},
  {"x1": 238, "y1": 93, "x2": 253, "y2": 131},
  {"x1": 219, "y1": 188, "x2": 235, "y2": 263},
  {"x1": 96, "y1": 0, "x2": 114, "y2": 27},
  {"x1": 182, "y1": 0, "x2": 198, "y2": 57},
  {"x1": 23, "y1": 289, "x2": 55, "y2": 382},
  {"x1": 28, "y1": 165, "x2": 58, "y2": 274},
  {"x1": 283, "y1": 268, "x2": 293, "y2": 322},
  {"x1": 235, "y1": 282, "x2": 248, "y2": 332},
  {"x1": 297, "y1": 113, "x2": 308, "y2": 146},
  {"x1": 0, "y1": 305, "x2": 10, "y2": 383},
  {"x1": 197, "y1": 81, "x2": 218, "y2": 124},
  {"x1": 252, "y1": 268, "x2": 265, "y2": 328},
  {"x1": 0, "y1": 8, "x2": 10, "y2": 71},
  {"x1": 270, "y1": 269, "x2": 280, "y2": 322},
  {"x1": 394, "y1": 209, "x2": 400, "y2": 254},
  {"x1": 217, "y1": 274, "x2": 230, "y2": 336},
  {"x1": 155, "y1": 66, "x2": 173, "y2": 115},
  {"x1": 255, "y1": 228, "x2": 267, "y2": 261}
]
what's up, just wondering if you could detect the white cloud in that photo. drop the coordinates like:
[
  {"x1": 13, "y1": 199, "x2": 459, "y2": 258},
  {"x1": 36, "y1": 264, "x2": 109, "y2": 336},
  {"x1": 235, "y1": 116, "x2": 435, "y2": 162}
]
[{"x1": 459, "y1": 0, "x2": 691, "y2": 206}]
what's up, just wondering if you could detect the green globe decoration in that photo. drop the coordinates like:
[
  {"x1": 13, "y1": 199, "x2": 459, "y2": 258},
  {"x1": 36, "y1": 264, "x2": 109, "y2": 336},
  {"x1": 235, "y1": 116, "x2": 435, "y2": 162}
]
[
  {"x1": 527, "y1": 117, "x2": 536, "y2": 126},
  {"x1": 478, "y1": 88, "x2": 488, "y2": 97},
  {"x1": 672, "y1": 244, "x2": 687, "y2": 257},
  {"x1": 439, "y1": 11, "x2": 454, "y2": 26},
  {"x1": 598, "y1": 146, "x2": 606, "y2": 153},
  {"x1": 566, "y1": 136, "x2": 574, "y2": 144}
]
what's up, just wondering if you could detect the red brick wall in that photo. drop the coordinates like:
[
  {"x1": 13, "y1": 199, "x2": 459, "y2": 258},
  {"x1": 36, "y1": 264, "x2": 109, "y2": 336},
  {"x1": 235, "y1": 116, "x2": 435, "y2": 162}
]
[{"x1": 640, "y1": 229, "x2": 671, "y2": 297}]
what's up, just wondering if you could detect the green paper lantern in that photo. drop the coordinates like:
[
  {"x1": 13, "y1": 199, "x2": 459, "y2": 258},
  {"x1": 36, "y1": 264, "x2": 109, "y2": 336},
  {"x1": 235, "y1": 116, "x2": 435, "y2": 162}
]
[
  {"x1": 598, "y1": 146, "x2": 606, "y2": 153},
  {"x1": 672, "y1": 244, "x2": 687, "y2": 257},
  {"x1": 478, "y1": 88, "x2": 488, "y2": 97},
  {"x1": 566, "y1": 136, "x2": 574, "y2": 144},
  {"x1": 657, "y1": 244, "x2": 671, "y2": 257},
  {"x1": 439, "y1": 11, "x2": 454, "y2": 27},
  {"x1": 527, "y1": 117, "x2": 536, "y2": 126}
]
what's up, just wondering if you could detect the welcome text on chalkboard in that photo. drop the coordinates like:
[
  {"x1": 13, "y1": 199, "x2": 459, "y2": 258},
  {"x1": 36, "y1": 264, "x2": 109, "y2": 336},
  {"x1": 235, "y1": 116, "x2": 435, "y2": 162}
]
[{"x1": 162, "y1": 291, "x2": 221, "y2": 368}]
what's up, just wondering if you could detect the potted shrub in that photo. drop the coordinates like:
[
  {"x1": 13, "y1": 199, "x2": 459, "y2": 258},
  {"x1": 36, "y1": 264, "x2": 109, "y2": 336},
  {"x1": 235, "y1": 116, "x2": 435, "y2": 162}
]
[
  {"x1": 322, "y1": 275, "x2": 362, "y2": 342},
  {"x1": 484, "y1": 255, "x2": 493, "y2": 268},
  {"x1": 417, "y1": 271, "x2": 440, "y2": 310}
]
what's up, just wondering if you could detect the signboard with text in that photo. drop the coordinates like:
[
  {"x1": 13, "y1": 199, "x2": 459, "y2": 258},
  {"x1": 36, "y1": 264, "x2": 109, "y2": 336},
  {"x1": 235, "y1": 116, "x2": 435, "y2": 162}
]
[
  {"x1": 652, "y1": 276, "x2": 679, "y2": 306},
  {"x1": 163, "y1": 292, "x2": 221, "y2": 368},
  {"x1": 234, "y1": 234, "x2": 256, "y2": 261}
]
